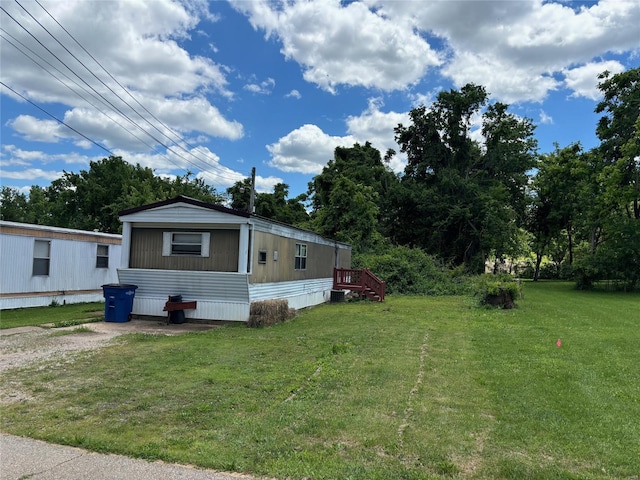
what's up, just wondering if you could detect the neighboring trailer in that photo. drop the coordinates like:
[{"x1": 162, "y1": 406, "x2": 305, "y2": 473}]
[
  {"x1": 0, "y1": 221, "x2": 122, "y2": 309},
  {"x1": 117, "y1": 196, "x2": 351, "y2": 322}
]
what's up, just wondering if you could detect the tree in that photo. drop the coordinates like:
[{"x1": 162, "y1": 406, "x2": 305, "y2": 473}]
[
  {"x1": 311, "y1": 175, "x2": 381, "y2": 252},
  {"x1": 394, "y1": 84, "x2": 537, "y2": 273},
  {"x1": 255, "y1": 183, "x2": 309, "y2": 225},
  {"x1": 595, "y1": 67, "x2": 640, "y2": 220},
  {"x1": 308, "y1": 142, "x2": 400, "y2": 240},
  {"x1": 226, "y1": 178, "x2": 253, "y2": 212},
  {"x1": 572, "y1": 67, "x2": 640, "y2": 288},
  {"x1": 0, "y1": 187, "x2": 29, "y2": 222},
  {"x1": 226, "y1": 181, "x2": 309, "y2": 226},
  {"x1": 528, "y1": 143, "x2": 586, "y2": 279}
]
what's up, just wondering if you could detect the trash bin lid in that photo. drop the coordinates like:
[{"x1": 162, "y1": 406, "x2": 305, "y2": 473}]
[{"x1": 101, "y1": 284, "x2": 138, "y2": 289}]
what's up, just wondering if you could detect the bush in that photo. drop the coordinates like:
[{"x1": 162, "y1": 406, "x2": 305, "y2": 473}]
[
  {"x1": 354, "y1": 246, "x2": 471, "y2": 296},
  {"x1": 473, "y1": 274, "x2": 522, "y2": 309}
]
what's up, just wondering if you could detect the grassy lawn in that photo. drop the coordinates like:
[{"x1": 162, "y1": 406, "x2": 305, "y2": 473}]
[
  {"x1": 1, "y1": 282, "x2": 638, "y2": 479},
  {"x1": 0, "y1": 302, "x2": 104, "y2": 329}
]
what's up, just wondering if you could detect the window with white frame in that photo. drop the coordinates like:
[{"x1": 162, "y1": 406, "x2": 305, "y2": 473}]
[
  {"x1": 162, "y1": 232, "x2": 210, "y2": 257},
  {"x1": 33, "y1": 239, "x2": 51, "y2": 276},
  {"x1": 294, "y1": 243, "x2": 307, "y2": 270},
  {"x1": 96, "y1": 244, "x2": 109, "y2": 268}
]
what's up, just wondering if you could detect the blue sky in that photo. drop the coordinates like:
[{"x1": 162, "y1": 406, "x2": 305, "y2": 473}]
[{"x1": 1, "y1": 0, "x2": 639, "y2": 201}]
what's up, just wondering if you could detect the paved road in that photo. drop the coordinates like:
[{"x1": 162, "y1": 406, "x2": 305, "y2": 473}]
[{"x1": 0, "y1": 433, "x2": 262, "y2": 480}]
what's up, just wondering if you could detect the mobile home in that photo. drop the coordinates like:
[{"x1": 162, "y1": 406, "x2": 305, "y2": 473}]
[
  {"x1": 0, "y1": 221, "x2": 122, "y2": 309},
  {"x1": 117, "y1": 196, "x2": 352, "y2": 322}
]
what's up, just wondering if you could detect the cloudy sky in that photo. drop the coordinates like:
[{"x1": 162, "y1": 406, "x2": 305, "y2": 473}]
[{"x1": 1, "y1": 0, "x2": 639, "y2": 200}]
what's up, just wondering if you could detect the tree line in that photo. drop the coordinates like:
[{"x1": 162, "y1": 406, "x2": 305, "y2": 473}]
[{"x1": 2, "y1": 67, "x2": 638, "y2": 290}]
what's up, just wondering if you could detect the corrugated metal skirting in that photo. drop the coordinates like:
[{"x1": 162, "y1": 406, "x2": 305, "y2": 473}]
[
  {"x1": 249, "y1": 278, "x2": 333, "y2": 310},
  {"x1": 118, "y1": 268, "x2": 251, "y2": 321}
]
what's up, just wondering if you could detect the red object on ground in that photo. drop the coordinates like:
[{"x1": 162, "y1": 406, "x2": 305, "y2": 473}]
[{"x1": 556, "y1": 339, "x2": 562, "y2": 347}]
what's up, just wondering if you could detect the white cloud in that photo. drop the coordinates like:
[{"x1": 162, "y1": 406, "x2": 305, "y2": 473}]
[
  {"x1": 0, "y1": 167, "x2": 63, "y2": 182},
  {"x1": 118, "y1": 145, "x2": 234, "y2": 181},
  {"x1": 563, "y1": 60, "x2": 626, "y2": 100},
  {"x1": 231, "y1": 0, "x2": 440, "y2": 93},
  {"x1": 267, "y1": 99, "x2": 410, "y2": 175},
  {"x1": 367, "y1": 0, "x2": 640, "y2": 102},
  {"x1": 254, "y1": 175, "x2": 284, "y2": 193},
  {"x1": 345, "y1": 98, "x2": 409, "y2": 172},
  {"x1": 148, "y1": 96, "x2": 243, "y2": 140},
  {"x1": 267, "y1": 124, "x2": 355, "y2": 174},
  {"x1": 285, "y1": 89, "x2": 301, "y2": 99},
  {"x1": 8, "y1": 115, "x2": 67, "y2": 143},
  {"x1": 539, "y1": 110, "x2": 554, "y2": 125},
  {"x1": 441, "y1": 52, "x2": 561, "y2": 103},
  {"x1": 1, "y1": 144, "x2": 95, "y2": 166},
  {"x1": 0, "y1": 0, "x2": 242, "y2": 149},
  {"x1": 244, "y1": 77, "x2": 276, "y2": 95}
]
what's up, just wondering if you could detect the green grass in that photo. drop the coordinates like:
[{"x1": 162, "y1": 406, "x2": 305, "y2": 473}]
[
  {"x1": 1, "y1": 282, "x2": 638, "y2": 479},
  {"x1": 0, "y1": 302, "x2": 104, "y2": 329},
  {"x1": 48, "y1": 326, "x2": 96, "y2": 337}
]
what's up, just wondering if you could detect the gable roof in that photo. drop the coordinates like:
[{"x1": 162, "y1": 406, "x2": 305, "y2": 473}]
[
  {"x1": 118, "y1": 195, "x2": 351, "y2": 249},
  {"x1": 118, "y1": 195, "x2": 251, "y2": 218}
]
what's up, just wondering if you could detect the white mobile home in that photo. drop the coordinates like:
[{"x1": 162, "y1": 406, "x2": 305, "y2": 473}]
[
  {"x1": 117, "y1": 196, "x2": 352, "y2": 322},
  {"x1": 0, "y1": 221, "x2": 122, "y2": 310}
]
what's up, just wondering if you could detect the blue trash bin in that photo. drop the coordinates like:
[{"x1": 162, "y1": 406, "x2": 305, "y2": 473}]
[{"x1": 101, "y1": 284, "x2": 138, "y2": 322}]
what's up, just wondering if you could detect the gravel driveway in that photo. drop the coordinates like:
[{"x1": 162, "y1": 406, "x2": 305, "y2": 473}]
[{"x1": 0, "y1": 320, "x2": 218, "y2": 402}]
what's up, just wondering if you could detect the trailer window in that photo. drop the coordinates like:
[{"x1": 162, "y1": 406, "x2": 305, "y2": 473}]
[
  {"x1": 162, "y1": 232, "x2": 210, "y2": 257},
  {"x1": 33, "y1": 239, "x2": 50, "y2": 276},
  {"x1": 96, "y1": 244, "x2": 109, "y2": 268},
  {"x1": 172, "y1": 233, "x2": 203, "y2": 255},
  {"x1": 295, "y1": 243, "x2": 307, "y2": 270}
]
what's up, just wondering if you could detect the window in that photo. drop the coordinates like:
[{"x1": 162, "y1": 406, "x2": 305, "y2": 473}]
[
  {"x1": 96, "y1": 244, "x2": 109, "y2": 268},
  {"x1": 172, "y1": 233, "x2": 202, "y2": 255},
  {"x1": 295, "y1": 243, "x2": 307, "y2": 270},
  {"x1": 162, "y1": 232, "x2": 210, "y2": 257},
  {"x1": 258, "y1": 250, "x2": 267, "y2": 264},
  {"x1": 33, "y1": 239, "x2": 50, "y2": 276}
]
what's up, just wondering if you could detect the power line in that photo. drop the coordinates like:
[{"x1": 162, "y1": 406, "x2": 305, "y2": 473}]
[
  {"x1": 0, "y1": 28, "x2": 175, "y2": 162},
  {"x1": 32, "y1": 0, "x2": 237, "y2": 179},
  {"x1": 5, "y1": 2, "x2": 218, "y2": 177},
  {"x1": 0, "y1": 81, "x2": 113, "y2": 155},
  {"x1": 1, "y1": 1, "x2": 250, "y2": 186}
]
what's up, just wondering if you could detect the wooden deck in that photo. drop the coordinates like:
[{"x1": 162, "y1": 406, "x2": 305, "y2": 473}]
[{"x1": 333, "y1": 268, "x2": 385, "y2": 302}]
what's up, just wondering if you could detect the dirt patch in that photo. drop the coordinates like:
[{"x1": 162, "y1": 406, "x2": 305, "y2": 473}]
[{"x1": 0, "y1": 320, "x2": 218, "y2": 374}]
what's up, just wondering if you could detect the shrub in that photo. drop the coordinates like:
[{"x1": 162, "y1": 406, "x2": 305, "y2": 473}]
[
  {"x1": 354, "y1": 246, "x2": 471, "y2": 296},
  {"x1": 473, "y1": 274, "x2": 522, "y2": 309}
]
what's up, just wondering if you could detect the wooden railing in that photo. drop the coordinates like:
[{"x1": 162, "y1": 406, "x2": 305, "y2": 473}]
[{"x1": 333, "y1": 268, "x2": 385, "y2": 302}]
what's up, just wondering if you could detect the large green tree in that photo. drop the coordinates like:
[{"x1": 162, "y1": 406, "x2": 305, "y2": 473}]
[
  {"x1": 308, "y1": 142, "x2": 399, "y2": 252},
  {"x1": 595, "y1": 67, "x2": 640, "y2": 221},
  {"x1": 311, "y1": 176, "x2": 381, "y2": 252},
  {"x1": 529, "y1": 143, "x2": 587, "y2": 279},
  {"x1": 394, "y1": 84, "x2": 537, "y2": 273},
  {"x1": 572, "y1": 67, "x2": 640, "y2": 288}
]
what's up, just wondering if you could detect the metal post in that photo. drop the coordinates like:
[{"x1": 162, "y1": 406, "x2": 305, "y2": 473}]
[{"x1": 249, "y1": 167, "x2": 256, "y2": 214}]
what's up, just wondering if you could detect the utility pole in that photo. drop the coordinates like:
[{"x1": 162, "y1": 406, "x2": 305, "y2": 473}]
[{"x1": 249, "y1": 167, "x2": 256, "y2": 214}]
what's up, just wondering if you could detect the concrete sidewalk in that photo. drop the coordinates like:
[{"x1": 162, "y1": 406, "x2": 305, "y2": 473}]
[{"x1": 0, "y1": 434, "x2": 261, "y2": 480}]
